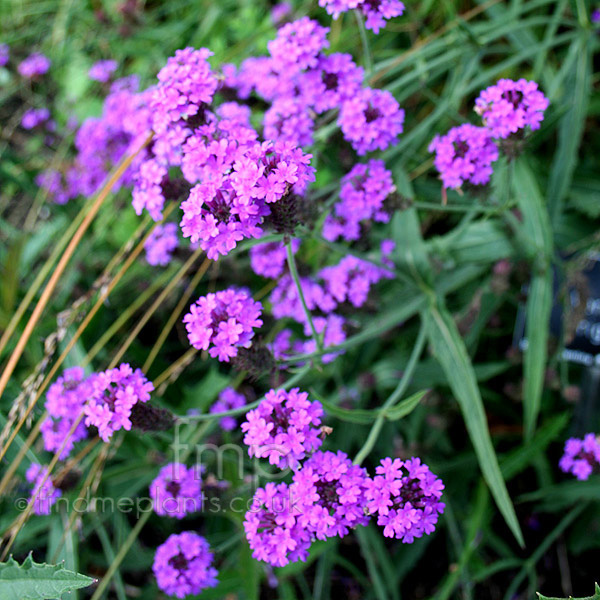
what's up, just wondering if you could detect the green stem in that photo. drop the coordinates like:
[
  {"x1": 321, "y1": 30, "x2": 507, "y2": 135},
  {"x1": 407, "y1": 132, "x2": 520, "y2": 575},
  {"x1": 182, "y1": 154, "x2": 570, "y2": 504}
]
[
  {"x1": 354, "y1": 324, "x2": 426, "y2": 465},
  {"x1": 174, "y1": 364, "x2": 311, "y2": 423},
  {"x1": 285, "y1": 240, "x2": 323, "y2": 352},
  {"x1": 89, "y1": 510, "x2": 151, "y2": 600},
  {"x1": 355, "y1": 11, "x2": 373, "y2": 76}
]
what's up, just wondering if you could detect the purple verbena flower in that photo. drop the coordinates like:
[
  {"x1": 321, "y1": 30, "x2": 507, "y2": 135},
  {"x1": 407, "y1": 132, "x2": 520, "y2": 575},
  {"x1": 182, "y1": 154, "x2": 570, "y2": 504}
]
[
  {"x1": 428, "y1": 124, "x2": 499, "y2": 189},
  {"x1": 264, "y1": 96, "x2": 315, "y2": 147},
  {"x1": 211, "y1": 387, "x2": 246, "y2": 431},
  {"x1": 293, "y1": 450, "x2": 370, "y2": 540},
  {"x1": 183, "y1": 288, "x2": 263, "y2": 361},
  {"x1": 241, "y1": 387, "x2": 323, "y2": 469},
  {"x1": 267, "y1": 17, "x2": 330, "y2": 74},
  {"x1": 84, "y1": 363, "x2": 154, "y2": 441},
  {"x1": 270, "y1": 273, "x2": 336, "y2": 330},
  {"x1": 559, "y1": 433, "x2": 600, "y2": 480},
  {"x1": 21, "y1": 107, "x2": 50, "y2": 130},
  {"x1": 319, "y1": 255, "x2": 393, "y2": 308},
  {"x1": 144, "y1": 223, "x2": 179, "y2": 266},
  {"x1": 149, "y1": 463, "x2": 202, "y2": 518},
  {"x1": 474, "y1": 78, "x2": 549, "y2": 139},
  {"x1": 244, "y1": 482, "x2": 311, "y2": 567},
  {"x1": 250, "y1": 239, "x2": 299, "y2": 279},
  {"x1": 338, "y1": 88, "x2": 404, "y2": 155},
  {"x1": 25, "y1": 463, "x2": 61, "y2": 516},
  {"x1": 0, "y1": 44, "x2": 9, "y2": 67},
  {"x1": 301, "y1": 53, "x2": 364, "y2": 114},
  {"x1": 361, "y1": 0, "x2": 405, "y2": 33},
  {"x1": 180, "y1": 139, "x2": 314, "y2": 259},
  {"x1": 41, "y1": 366, "x2": 90, "y2": 460},
  {"x1": 89, "y1": 59, "x2": 118, "y2": 82},
  {"x1": 365, "y1": 457, "x2": 445, "y2": 543},
  {"x1": 381, "y1": 239, "x2": 396, "y2": 269},
  {"x1": 153, "y1": 532, "x2": 218, "y2": 598},
  {"x1": 36, "y1": 170, "x2": 70, "y2": 205},
  {"x1": 149, "y1": 47, "x2": 218, "y2": 135},
  {"x1": 323, "y1": 159, "x2": 394, "y2": 242},
  {"x1": 18, "y1": 52, "x2": 51, "y2": 78},
  {"x1": 271, "y1": 2, "x2": 293, "y2": 25}
]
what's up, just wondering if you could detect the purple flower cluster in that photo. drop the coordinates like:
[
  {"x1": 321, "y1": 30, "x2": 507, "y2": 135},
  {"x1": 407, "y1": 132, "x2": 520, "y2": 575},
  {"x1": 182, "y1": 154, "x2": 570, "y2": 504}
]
[
  {"x1": 319, "y1": 0, "x2": 405, "y2": 33},
  {"x1": 268, "y1": 17, "x2": 330, "y2": 74},
  {"x1": 183, "y1": 288, "x2": 263, "y2": 361},
  {"x1": 21, "y1": 108, "x2": 50, "y2": 130},
  {"x1": 144, "y1": 223, "x2": 179, "y2": 266},
  {"x1": 25, "y1": 463, "x2": 61, "y2": 516},
  {"x1": 243, "y1": 400, "x2": 445, "y2": 565},
  {"x1": 269, "y1": 252, "x2": 391, "y2": 363},
  {"x1": 41, "y1": 367, "x2": 90, "y2": 460},
  {"x1": 153, "y1": 532, "x2": 218, "y2": 598},
  {"x1": 293, "y1": 450, "x2": 370, "y2": 539},
  {"x1": 430, "y1": 79, "x2": 548, "y2": 189},
  {"x1": 428, "y1": 124, "x2": 499, "y2": 189},
  {"x1": 39, "y1": 75, "x2": 150, "y2": 205},
  {"x1": 324, "y1": 159, "x2": 395, "y2": 241},
  {"x1": 84, "y1": 363, "x2": 154, "y2": 441},
  {"x1": 228, "y1": 17, "x2": 402, "y2": 153},
  {"x1": 244, "y1": 482, "x2": 310, "y2": 567},
  {"x1": 338, "y1": 88, "x2": 405, "y2": 155},
  {"x1": 241, "y1": 387, "x2": 323, "y2": 469},
  {"x1": 211, "y1": 387, "x2": 246, "y2": 431},
  {"x1": 180, "y1": 137, "x2": 314, "y2": 259},
  {"x1": 475, "y1": 78, "x2": 549, "y2": 139},
  {"x1": 249, "y1": 239, "x2": 299, "y2": 279},
  {"x1": 149, "y1": 47, "x2": 218, "y2": 135},
  {"x1": 320, "y1": 255, "x2": 393, "y2": 308},
  {"x1": 18, "y1": 52, "x2": 51, "y2": 78},
  {"x1": 559, "y1": 433, "x2": 600, "y2": 480},
  {"x1": 149, "y1": 463, "x2": 202, "y2": 518},
  {"x1": 88, "y1": 59, "x2": 118, "y2": 82},
  {"x1": 365, "y1": 457, "x2": 445, "y2": 543}
]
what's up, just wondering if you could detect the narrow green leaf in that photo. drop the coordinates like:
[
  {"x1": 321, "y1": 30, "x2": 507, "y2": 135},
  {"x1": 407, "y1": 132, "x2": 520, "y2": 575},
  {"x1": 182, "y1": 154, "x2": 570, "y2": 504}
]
[
  {"x1": 391, "y1": 207, "x2": 433, "y2": 287},
  {"x1": 385, "y1": 389, "x2": 428, "y2": 421},
  {"x1": 522, "y1": 270, "x2": 553, "y2": 439},
  {"x1": 547, "y1": 35, "x2": 592, "y2": 225},
  {"x1": 512, "y1": 160, "x2": 554, "y2": 440},
  {"x1": 0, "y1": 553, "x2": 95, "y2": 600},
  {"x1": 423, "y1": 302, "x2": 524, "y2": 546}
]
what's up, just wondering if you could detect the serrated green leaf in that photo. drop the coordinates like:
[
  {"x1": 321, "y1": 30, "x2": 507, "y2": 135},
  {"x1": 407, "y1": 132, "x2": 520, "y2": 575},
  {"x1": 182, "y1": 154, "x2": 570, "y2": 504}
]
[
  {"x1": 537, "y1": 582, "x2": 600, "y2": 599},
  {"x1": 423, "y1": 301, "x2": 524, "y2": 546},
  {"x1": 0, "y1": 553, "x2": 95, "y2": 600}
]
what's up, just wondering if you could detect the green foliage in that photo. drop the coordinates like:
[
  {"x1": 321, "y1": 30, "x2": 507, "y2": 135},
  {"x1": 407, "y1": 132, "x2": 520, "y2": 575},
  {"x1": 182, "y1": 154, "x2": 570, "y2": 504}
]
[
  {"x1": 0, "y1": 553, "x2": 95, "y2": 600},
  {"x1": 537, "y1": 583, "x2": 600, "y2": 600}
]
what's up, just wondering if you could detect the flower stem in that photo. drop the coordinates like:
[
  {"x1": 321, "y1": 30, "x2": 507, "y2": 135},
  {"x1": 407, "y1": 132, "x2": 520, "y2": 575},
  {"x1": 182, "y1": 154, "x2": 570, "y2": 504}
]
[
  {"x1": 353, "y1": 324, "x2": 426, "y2": 466},
  {"x1": 355, "y1": 11, "x2": 373, "y2": 76},
  {"x1": 285, "y1": 240, "x2": 323, "y2": 352}
]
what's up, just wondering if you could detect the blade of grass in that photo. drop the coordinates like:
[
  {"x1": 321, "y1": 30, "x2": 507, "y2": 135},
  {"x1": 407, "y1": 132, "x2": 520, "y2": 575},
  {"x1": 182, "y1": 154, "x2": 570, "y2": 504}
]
[{"x1": 0, "y1": 133, "x2": 152, "y2": 401}]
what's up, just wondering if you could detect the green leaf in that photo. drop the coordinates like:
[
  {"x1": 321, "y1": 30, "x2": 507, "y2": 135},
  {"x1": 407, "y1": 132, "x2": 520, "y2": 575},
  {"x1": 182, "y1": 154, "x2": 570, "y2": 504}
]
[
  {"x1": 547, "y1": 35, "x2": 592, "y2": 225},
  {"x1": 0, "y1": 553, "x2": 95, "y2": 600},
  {"x1": 513, "y1": 160, "x2": 554, "y2": 440},
  {"x1": 385, "y1": 389, "x2": 428, "y2": 421},
  {"x1": 391, "y1": 207, "x2": 433, "y2": 286},
  {"x1": 537, "y1": 582, "x2": 600, "y2": 600},
  {"x1": 423, "y1": 301, "x2": 524, "y2": 546}
]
